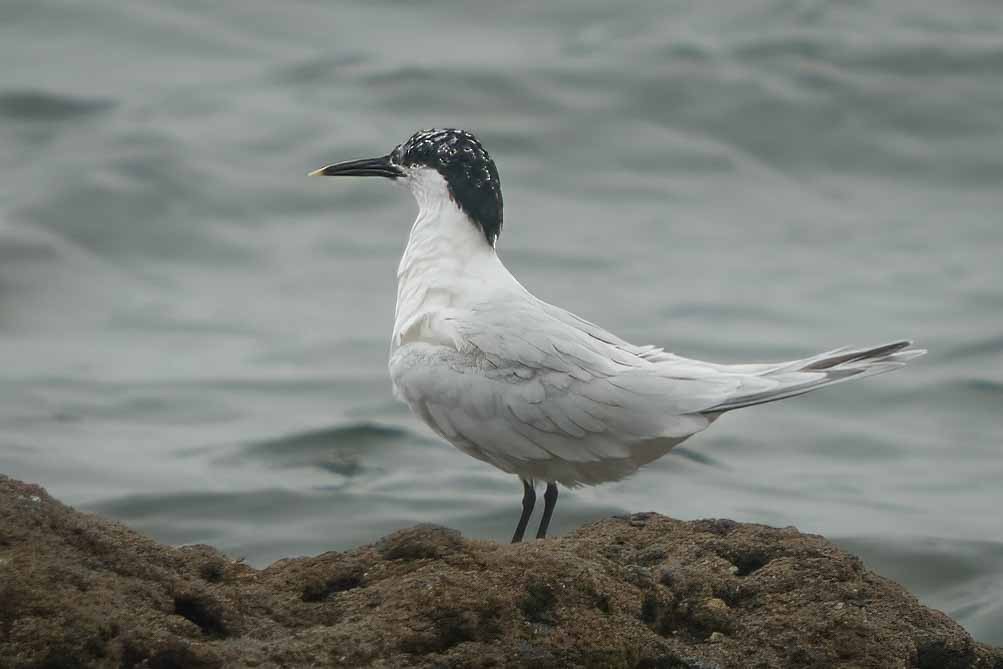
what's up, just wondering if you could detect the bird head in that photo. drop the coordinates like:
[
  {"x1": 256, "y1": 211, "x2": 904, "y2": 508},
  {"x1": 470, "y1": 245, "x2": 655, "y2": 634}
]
[{"x1": 311, "y1": 128, "x2": 503, "y2": 245}]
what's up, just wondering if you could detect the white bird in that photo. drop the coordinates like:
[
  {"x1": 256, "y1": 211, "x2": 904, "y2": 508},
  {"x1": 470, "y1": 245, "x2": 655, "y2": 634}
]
[{"x1": 310, "y1": 128, "x2": 925, "y2": 543}]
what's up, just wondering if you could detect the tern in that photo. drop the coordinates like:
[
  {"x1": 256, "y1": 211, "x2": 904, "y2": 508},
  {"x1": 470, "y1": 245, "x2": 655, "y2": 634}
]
[{"x1": 311, "y1": 128, "x2": 925, "y2": 543}]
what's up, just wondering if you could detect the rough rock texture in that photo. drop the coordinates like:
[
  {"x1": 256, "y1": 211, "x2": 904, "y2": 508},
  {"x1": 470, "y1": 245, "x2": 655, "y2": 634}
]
[{"x1": 1, "y1": 475, "x2": 1000, "y2": 669}]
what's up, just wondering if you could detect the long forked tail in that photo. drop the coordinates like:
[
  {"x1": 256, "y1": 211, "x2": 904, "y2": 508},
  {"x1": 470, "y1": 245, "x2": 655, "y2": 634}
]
[{"x1": 706, "y1": 340, "x2": 926, "y2": 413}]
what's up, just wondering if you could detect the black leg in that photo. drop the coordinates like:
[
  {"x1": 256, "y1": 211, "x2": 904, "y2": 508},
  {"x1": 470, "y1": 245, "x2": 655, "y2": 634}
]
[
  {"x1": 511, "y1": 478, "x2": 536, "y2": 543},
  {"x1": 536, "y1": 482, "x2": 558, "y2": 539}
]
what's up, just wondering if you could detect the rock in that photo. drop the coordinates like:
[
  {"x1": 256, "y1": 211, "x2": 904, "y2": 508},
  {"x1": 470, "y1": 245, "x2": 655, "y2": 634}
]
[
  {"x1": 375, "y1": 524, "x2": 464, "y2": 562},
  {"x1": 0, "y1": 475, "x2": 1000, "y2": 668}
]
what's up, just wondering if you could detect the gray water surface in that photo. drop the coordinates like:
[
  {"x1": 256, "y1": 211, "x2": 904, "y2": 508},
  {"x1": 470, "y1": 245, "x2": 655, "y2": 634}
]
[{"x1": 2, "y1": 0, "x2": 1001, "y2": 645}]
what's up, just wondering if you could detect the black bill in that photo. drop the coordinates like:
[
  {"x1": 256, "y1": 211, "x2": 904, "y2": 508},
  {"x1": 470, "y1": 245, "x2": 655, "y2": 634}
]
[{"x1": 308, "y1": 155, "x2": 403, "y2": 178}]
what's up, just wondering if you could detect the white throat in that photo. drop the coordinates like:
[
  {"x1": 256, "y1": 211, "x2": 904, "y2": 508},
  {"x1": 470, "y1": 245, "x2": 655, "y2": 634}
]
[{"x1": 391, "y1": 169, "x2": 517, "y2": 350}]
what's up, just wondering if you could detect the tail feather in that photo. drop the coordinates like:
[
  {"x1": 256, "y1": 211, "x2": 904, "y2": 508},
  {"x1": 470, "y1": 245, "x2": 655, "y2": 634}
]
[
  {"x1": 706, "y1": 340, "x2": 926, "y2": 413},
  {"x1": 802, "y1": 340, "x2": 912, "y2": 370}
]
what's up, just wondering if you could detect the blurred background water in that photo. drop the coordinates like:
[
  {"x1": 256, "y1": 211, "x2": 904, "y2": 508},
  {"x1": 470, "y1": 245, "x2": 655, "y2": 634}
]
[{"x1": 1, "y1": 0, "x2": 1001, "y2": 645}]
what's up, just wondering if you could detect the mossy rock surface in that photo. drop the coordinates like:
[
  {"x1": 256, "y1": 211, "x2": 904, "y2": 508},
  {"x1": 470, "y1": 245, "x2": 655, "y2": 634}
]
[{"x1": 1, "y1": 476, "x2": 1000, "y2": 668}]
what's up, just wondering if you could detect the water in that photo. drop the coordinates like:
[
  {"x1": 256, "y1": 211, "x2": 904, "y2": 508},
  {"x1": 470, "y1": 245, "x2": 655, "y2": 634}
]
[{"x1": 2, "y1": 0, "x2": 1001, "y2": 645}]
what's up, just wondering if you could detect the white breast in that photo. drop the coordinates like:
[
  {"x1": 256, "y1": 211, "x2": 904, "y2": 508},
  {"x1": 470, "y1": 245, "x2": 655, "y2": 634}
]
[{"x1": 391, "y1": 169, "x2": 521, "y2": 352}]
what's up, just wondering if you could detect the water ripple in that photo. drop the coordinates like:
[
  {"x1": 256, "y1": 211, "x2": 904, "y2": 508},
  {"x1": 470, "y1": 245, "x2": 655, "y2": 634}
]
[{"x1": 0, "y1": 89, "x2": 115, "y2": 121}]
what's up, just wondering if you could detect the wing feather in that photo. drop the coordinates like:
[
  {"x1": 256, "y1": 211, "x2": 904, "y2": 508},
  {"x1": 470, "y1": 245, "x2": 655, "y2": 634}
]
[
  {"x1": 390, "y1": 301, "x2": 731, "y2": 485},
  {"x1": 391, "y1": 293, "x2": 924, "y2": 486}
]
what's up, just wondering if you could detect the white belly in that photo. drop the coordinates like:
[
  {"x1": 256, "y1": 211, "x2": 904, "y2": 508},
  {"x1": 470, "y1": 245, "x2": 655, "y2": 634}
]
[{"x1": 389, "y1": 342, "x2": 694, "y2": 487}]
